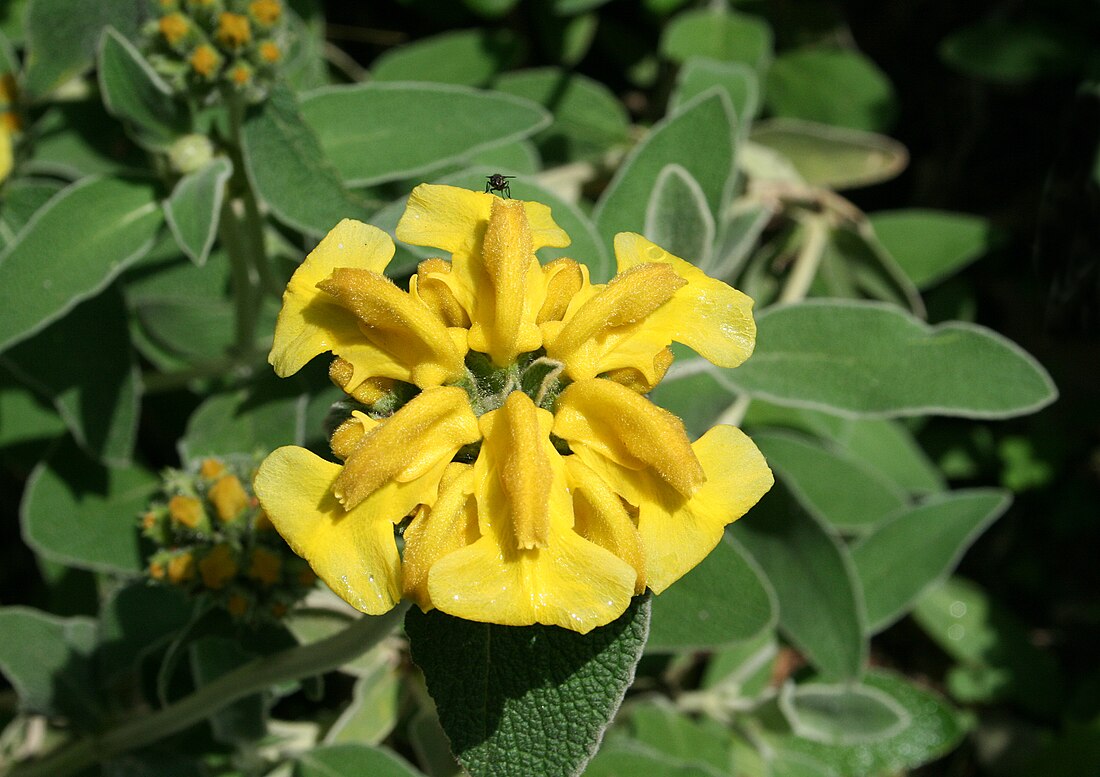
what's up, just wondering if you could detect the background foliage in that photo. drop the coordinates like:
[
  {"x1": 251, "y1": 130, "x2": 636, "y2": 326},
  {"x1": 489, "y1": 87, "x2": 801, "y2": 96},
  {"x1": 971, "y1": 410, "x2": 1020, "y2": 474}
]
[{"x1": 0, "y1": 0, "x2": 1096, "y2": 775}]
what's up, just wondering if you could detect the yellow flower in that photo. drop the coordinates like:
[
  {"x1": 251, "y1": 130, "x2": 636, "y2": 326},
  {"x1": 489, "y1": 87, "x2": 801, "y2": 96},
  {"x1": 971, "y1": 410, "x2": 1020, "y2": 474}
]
[
  {"x1": 208, "y1": 474, "x2": 249, "y2": 522},
  {"x1": 258, "y1": 41, "x2": 281, "y2": 63},
  {"x1": 216, "y1": 12, "x2": 251, "y2": 49},
  {"x1": 168, "y1": 494, "x2": 205, "y2": 529},
  {"x1": 254, "y1": 184, "x2": 772, "y2": 634},
  {"x1": 199, "y1": 544, "x2": 238, "y2": 589},
  {"x1": 249, "y1": 0, "x2": 281, "y2": 25},
  {"x1": 0, "y1": 124, "x2": 11, "y2": 184},
  {"x1": 158, "y1": 12, "x2": 189, "y2": 45},
  {"x1": 189, "y1": 44, "x2": 220, "y2": 77}
]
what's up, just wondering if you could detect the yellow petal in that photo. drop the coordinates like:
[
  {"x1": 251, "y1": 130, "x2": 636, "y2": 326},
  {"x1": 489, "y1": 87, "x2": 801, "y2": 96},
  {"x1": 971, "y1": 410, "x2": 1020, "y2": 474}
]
[
  {"x1": 614, "y1": 232, "x2": 756, "y2": 368},
  {"x1": 476, "y1": 392, "x2": 553, "y2": 549},
  {"x1": 544, "y1": 262, "x2": 685, "y2": 380},
  {"x1": 401, "y1": 463, "x2": 477, "y2": 609},
  {"x1": 537, "y1": 258, "x2": 586, "y2": 324},
  {"x1": 0, "y1": 124, "x2": 11, "y2": 183},
  {"x1": 410, "y1": 258, "x2": 471, "y2": 328},
  {"x1": 335, "y1": 386, "x2": 481, "y2": 510},
  {"x1": 254, "y1": 446, "x2": 423, "y2": 614},
  {"x1": 318, "y1": 267, "x2": 467, "y2": 387},
  {"x1": 396, "y1": 183, "x2": 570, "y2": 256},
  {"x1": 564, "y1": 456, "x2": 646, "y2": 594},
  {"x1": 554, "y1": 378, "x2": 704, "y2": 497},
  {"x1": 574, "y1": 425, "x2": 773, "y2": 593},
  {"x1": 270, "y1": 220, "x2": 396, "y2": 377}
]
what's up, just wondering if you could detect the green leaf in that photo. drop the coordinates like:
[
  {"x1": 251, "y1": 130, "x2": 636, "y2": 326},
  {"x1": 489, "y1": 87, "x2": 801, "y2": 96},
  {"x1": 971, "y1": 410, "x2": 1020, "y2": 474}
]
[
  {"x1": 766, "y1": 48, "x2": 897, "y2": 132},
  {"x1": 164, "y1": 157, "x2": 232, "y2": 266},
  {"x1": 97, "y1": 583, "x2": 191, "y2": 682},
  {"x1": 661, "y1": 8, "x2": 773, "y2": 75},
  {"x1": 726, "y1": 300, "x2": 1058, "y2": 418},
  {"x1": 464, "y1": 139, "x2": 540, "y2": 174},
  {"x1": 0, "y1": 366, "x2": 66, "y2": 446},
  {"x1": 124, "y1": 242, "x2": 238, "y2": 366},
  {"x1": 779, "y1": 682, "x2": 907, "y2": 745},
  {"x1": 0, "y1": 607, "x2": 99, "y2": 720},
  {"x1": 870, "y1": 209, "x2": 996, "y2": 288},
  {"x1": 21, "y1": 439, "x2": 156, "y2": 573},
  {"x1": 296, "y1": 744, "x2": 425, "y2": 777},
  {"x1": 0, "y1": 176, "x2": 162, "y2": 354},
  {"x1": 853, "y1": 490, "x2": 1009, "y2": 634},
  {"x1": 648, "y1": 534, "x2": 776, "y2": 652},
  {"x1": 1, "y1": 286, "x2": 140, "y2": 465},
  {"x1": 700, "y1": 630, "x2": 777, "y2": 699},
  {"x1": 23, "y1": 0, "x2": 145, "y2": 99},
  {"x1": 494, "y1": 68, "x2": 631, "y2": 163},
  {"x1": 300, "y1": 83, "x2": 550, "y2": 187},
  {"x1": 912, "y1": 577, "x2": 1062, "y2": 715},
  {"x1": 940, "y1": 21, "x2": 1085, "y2": 83},
  {"x1": 0, "y1": 179, "x2": 66, "y2": 243},
  {"x1": 406, "y1": 596, "x2": 650, "y2": 777},
  {"x1": 731, "y1": 483, "x2": 866, "y2": 680},
  {"x1": 817, "y1": 223, "x2": 925, "y2": 316},
  {"x1": 770, "y1": 670, "x2": 964, "y2": 776},
  {"x1": 464, "y1": 0, "x2": 521, "y2": 19},
  {"x1": 628, "y1": 702, "x2": 734, "y2": 773},
  {"x1": 644, "y1": 164, "x2": 715, "y2": 269},
  {"x1": 648, "y1": 360, "x2": 738, "y2": 439},
  {"x1": 324, "y1": 666, "x2": 401, "y2": 746},
  {"x1": 98, "y1": 27, "x2": 188, "y2": 149},
  {"x1": 750, "y1": 119, "x2": 907, "y2": 190},
  {"x1": 180, "y1": 369, "x2": 342, "y2": 462},
  {"x1": 241, "y1": 85, "x2": 370, "y2": 237},
  {"x1": 753, "y1": 431, "x2": 908, "y2": 535},
  {"x1": 584, "y1": 742, "x2": 723, "y2": 777},
  {"x1": 670, "y1": 58, "x2": 759, "y2": 122},
  {"x1": 372, "y1": 29, "x2": 520, "y2": 87},
  {"x1": 595, "y1": 92, "x2": 735, "y2": 267},
  {"x1": 710, "y1": 202, "x2": 772, "y2": 279},
  {"x1": 0, "y1": 1, "x2": 28, "y2": 45}
]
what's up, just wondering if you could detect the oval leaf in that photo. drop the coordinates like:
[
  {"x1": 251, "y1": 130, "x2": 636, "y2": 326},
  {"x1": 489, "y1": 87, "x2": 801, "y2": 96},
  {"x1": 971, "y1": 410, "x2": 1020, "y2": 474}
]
[
  {"x1": 731, "y1": 483, "x2": 866, "y2": 680},
  {"x1": 779, "y1": 682, "x2": 908, "y2": 744},
  {"x1": 241, "y1": 85, "x2": 371, "y2": 237},
  {"x1": 670, "y1": 58, "x2": 759, "y2": 122},
  {"x1": 660, "y1": 8, "x2": 773, "y2": 74},
  {"x1": 295, "y1": 744, "x2": 422, "y2": 777},
  {"x1": 595, "y1": 91, "x2": 735, "y2": 272},
  {"x1": 21, "y1": 439, "x2": 156, "y2": 574},
  {"x1": 164, "y1": 157, "x2": 232, "y2": 266},
  {"x1": 854, "y1": 490, "x2": 1010, "y2": 633},
  {"x1": 372, "y1": 29, "x2": 521, "y2": 87},
  {"x1": 647, "y1": 534, "x2": 776, "y2": 652},
  {"x1": 300, "y1": 83, "x2": 550, "y2": 187},
  {"x1": 725, "y1": 300, "x2": 1058, "y2": 418},
  {"x1": 98, "y1": 27, "x2": 188, "y2": 148},
  {"x1": 870, "y1": 209, "x2": 997, "y2": 289},
  {"x1": 644, "y1": 163, "x2": 715, "y2": 269},
  {"x1": 753, "y1": 431, "x2": 908, "y2": 535},
  {"x1": 765, "y1": 48, "x2": 897, "y2": 132},
  {"x1": 750, "y1": 119, "x2": 907, "y2": 190},
  {"x1": 406, "y1": 596, "x2": 650, "y2": 777}
]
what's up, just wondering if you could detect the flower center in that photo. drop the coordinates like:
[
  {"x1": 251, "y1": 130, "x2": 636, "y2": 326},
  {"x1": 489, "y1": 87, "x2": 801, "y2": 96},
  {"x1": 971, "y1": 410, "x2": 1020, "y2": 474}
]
[{"x1": 458, "y1": 349, "x2": 570, "y2": 417}]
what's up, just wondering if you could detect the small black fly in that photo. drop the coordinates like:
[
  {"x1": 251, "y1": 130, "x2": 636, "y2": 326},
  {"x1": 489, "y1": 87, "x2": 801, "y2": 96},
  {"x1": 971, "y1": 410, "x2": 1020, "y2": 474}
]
[{"x1": 485, "y1": 173, "x2": 515, "y2": 199}]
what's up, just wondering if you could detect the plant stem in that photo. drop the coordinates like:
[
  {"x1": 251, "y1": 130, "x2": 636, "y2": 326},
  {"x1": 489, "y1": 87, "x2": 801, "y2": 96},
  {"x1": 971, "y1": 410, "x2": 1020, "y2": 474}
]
[
  {"x1": 777, "y1": 215, "x2": 830, "y2": 305},
  {"x1": 6, "y1": 606, "x2": 409, "y2": 777}
]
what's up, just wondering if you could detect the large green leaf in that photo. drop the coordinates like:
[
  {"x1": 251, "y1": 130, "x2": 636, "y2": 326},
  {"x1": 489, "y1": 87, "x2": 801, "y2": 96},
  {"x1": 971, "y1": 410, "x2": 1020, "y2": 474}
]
[
  {"x1": 21, "y1": 439, "x2": 156, "y2": 574},
  {"x1": 647, "y1": 534, "x2": 776, "y2": 651},
  {"x1": 406, "y1": 597, "x2": 650, "y2": 777},
  {"x1": 853, "y1": 490, "x2": 1009, "y2": 634},
  {"x1": 753, "y1": 431, "x2": 907, "y2": 535},
  {"x1": 22, "y1": 0, "x2": 145, "y2": 99},
  {"x1": 1, "y1": 286, "x2": 140, "y2": 465},
  {"x1": 372, "y1": 29, "x2": 520, "y2": 86},
  {"x1": 644, "y1": 164, "x2": 715, "y2": 269},
  {"x1": 0, "y1": 176, "x2": 162, "y2": 354},
  {"x1": 750, "y1": 119, "x2": 907, "y2": 190},
  {"x1": 771, "y1": 671, "x2": 964, "y2": 775},
  {"x1": 669, "y1": 58, "x2": 759, "y2": 123},
  {"x1": 778, "y1": 682, "x2": 907, "y2": 744},
  {"x1": 28, "y1": 100, "x2": 147, "y2": 178},
  {"x1": 98, "y1": 27, "x2": 188, "y2": 149},
  {"x1": 0, "y1": 179, "x2": 66, "y2": 244},
  {"x1": 725, "y1": 300, "x2": 1058, "y2": 418},
  {"x1": 660, "y1": 8, "x2": 773, "y2": 75},
  {"x1": 595, "y1": 91, "x2": 735, "y2": 267},
  {"x1": 0, "y1": 367, "x2": 66, "y2": 446},
  {"x1": 766, "y1": 48, "x2": 897, "y2": 132},
  {"x1": 870, "y1": 209, "x2": 996, "y2": 288},
  {"x1": 164, "y1": 157, "x2": 232, "y2": 266},
  {"x1": 295, "y1": 744, "x2": 423, "y2": 777},
  {"x1": 0, "y1": 607, "x2": 99, "y2": 720},
  {"x1": 299, "y1": 83, "x2": 549, "y2": 187},
  {"x1": 731, "y1": 483, "x2": 866, "y2": 680},
  {"x1": 494, "y1": 68, "x2": 631, "y2": 163},
  {"x1": 241, "y1": 85, "x2": 370, "y2": 237}
]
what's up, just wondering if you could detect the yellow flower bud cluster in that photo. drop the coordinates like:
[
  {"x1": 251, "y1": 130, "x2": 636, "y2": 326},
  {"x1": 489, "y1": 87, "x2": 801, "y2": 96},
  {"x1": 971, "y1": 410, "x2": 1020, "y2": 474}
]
[
  {"x1": 141, "y1": 455, "x2": 315, "y2": 624},
  {"x1": 145, "y1": 0, "x2": 286, "y2": 100}
]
